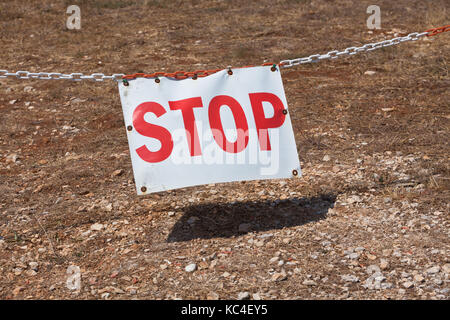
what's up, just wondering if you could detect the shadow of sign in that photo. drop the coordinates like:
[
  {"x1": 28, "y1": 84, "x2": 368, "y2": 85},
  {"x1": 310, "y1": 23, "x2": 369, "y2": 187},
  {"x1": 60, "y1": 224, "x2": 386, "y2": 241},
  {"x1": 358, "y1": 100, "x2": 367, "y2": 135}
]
[{"x1": 167, "y1": 193, "x2": 337, "y2": 242}]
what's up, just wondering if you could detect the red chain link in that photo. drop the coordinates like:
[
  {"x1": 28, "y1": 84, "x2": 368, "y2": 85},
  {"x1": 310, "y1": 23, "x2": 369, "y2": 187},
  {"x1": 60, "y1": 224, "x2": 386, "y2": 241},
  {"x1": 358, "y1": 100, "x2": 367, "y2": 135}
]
[
  {"x1": 426, "y1": 24, "x2": 450, "y2": 37},
  {"x1": 122, "y1": 24, "x2": 450, "y2": 81},
  {"x1": 122, "y1": 63, "x2": 278, "y2": 81}
]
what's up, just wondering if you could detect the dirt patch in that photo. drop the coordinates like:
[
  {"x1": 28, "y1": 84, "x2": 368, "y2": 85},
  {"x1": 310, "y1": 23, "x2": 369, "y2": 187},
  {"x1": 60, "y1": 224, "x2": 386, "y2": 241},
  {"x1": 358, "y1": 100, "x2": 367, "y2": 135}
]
[{"x1": 0, "y1": 0, "x2": 448, "y2": 300}]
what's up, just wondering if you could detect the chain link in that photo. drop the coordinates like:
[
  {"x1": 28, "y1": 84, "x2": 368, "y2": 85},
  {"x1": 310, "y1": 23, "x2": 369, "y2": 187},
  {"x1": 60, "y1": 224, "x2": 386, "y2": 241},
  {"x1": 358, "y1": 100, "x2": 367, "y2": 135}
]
[
  {"x1": 0, "y1": 25, "x2": 448, "y2": 81},
  {"x1": 279, "y1": 31, "x2": 429, "y2": 68},
  {"x1": 0, "y1": 70, "x2": 124, "y2": 81}
]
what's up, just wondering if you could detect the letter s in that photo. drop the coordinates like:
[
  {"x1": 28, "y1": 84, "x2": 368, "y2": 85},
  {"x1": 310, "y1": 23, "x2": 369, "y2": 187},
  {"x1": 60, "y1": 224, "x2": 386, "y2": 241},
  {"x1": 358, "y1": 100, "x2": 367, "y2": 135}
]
[{"x1": 132, "y1": 102, "x2": 173, "y2": 163}]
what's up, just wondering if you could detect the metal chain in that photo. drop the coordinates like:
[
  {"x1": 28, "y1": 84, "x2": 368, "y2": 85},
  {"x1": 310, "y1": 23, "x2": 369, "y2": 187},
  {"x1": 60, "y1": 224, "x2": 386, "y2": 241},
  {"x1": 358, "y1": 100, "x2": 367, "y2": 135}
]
[
  {"x1": 0, "y1": 70, "x2": 124, "y2": 81},
  {"x1": 279, "y1": 31, "x2": 429, "y2": 68},
  {"x1": 0, "y1": 24, "x2": 448, "y2": 81}
]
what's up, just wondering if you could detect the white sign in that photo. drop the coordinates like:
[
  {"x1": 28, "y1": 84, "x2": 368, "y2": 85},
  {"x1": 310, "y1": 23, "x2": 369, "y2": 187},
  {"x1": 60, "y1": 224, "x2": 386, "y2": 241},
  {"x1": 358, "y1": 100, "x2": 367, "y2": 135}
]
[{"x1": 118, "y1": 65, "x2": 301, "y2": 195}]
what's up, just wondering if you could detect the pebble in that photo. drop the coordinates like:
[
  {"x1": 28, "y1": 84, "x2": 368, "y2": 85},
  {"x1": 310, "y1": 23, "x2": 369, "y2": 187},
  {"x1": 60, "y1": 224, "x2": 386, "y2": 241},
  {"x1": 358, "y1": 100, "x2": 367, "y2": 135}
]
[
  {"x1": 5, "y1": 153, "x2": 19, "y2": 163},
  {"x1": 379, "y1": 259, "x2": 389, "y2": 270},
  {"x1": 269, "y1": 257, "x2": 279, "y2": 264},
  {"x1": 29, "y1": 262, "x2": 39, "y2": 271},
  {"x1": 426, "y1": 266, "x2": 440, "y2": 274},
  {"x1": 90, "y1": 223, "x2": 104, "y2": 231},
  {"x1": 322, "y1": 155, "x2": 331, "y2": 162},
  {"x1": 255, "y1": 240, "x2": 265, "y2": 247},
  {"x1": 364, "y1": 70, "x2": 377, "y2": 76},
  {"x1": 272, "y1": 272, "x2": 287, "y2": 282},
  {"x1": 302, "y1": 279, "x2": 316, "y2": 286},
  {"x1": 111, "y1": 169, "x2": 124, "y2": 177},
  {"x1": 413, "y1": 274, "x2": 424, "y2": 283},
  {"x1": 26, "y1": 270, "x2": 37, "y2": 276},
  {"x1": 341, "y1": 275, "x2": 359, "y2": 283},
  {"x1": 403, "y1": 281, "x2": 414, "y2": 289},
  {"x1": 252, "y1": 293, "x2": 261, "y2": 300},
  {"x1": 348, "y1": 253, "x2": 360, "y2": 260},
  {"x1": 185, "y1": 263, "x2": 197, "y2": 273},
  {"x1": 237, "y1": 292, "x2": 250, "y2": 300}
]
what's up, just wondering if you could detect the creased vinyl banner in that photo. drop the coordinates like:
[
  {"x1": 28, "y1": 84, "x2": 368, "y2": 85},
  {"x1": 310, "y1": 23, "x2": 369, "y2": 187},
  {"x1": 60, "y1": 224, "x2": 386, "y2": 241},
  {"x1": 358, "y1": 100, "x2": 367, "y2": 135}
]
[{"x1": 118, "y1": 65, "x2": 301, "y2": 195}]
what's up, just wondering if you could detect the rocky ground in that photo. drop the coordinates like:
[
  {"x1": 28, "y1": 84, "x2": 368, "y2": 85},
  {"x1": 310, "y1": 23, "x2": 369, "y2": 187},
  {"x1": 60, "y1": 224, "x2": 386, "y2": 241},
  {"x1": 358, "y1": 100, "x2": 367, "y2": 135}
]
[{"x1": 0, "y1": 0, "x2": 449, "y2": 299}]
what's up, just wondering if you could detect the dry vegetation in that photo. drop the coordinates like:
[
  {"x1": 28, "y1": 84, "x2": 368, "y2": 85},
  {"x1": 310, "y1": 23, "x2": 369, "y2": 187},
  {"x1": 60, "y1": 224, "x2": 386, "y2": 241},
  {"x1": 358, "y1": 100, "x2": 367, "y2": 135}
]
[{"x1": 0, "y1": 0, "x2": 448, "y2": 300}]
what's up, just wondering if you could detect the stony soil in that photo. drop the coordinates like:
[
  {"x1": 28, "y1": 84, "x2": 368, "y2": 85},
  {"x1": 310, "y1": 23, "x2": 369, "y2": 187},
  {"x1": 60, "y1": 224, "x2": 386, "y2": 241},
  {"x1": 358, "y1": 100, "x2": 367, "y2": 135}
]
[{"x1": 0, "y1": 0, "x2": 449, "y2": 299}]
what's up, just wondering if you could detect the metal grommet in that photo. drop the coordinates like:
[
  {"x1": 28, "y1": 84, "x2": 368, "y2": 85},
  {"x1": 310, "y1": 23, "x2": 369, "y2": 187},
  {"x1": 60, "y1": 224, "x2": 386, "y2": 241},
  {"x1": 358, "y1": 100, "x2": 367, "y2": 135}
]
[
  {"x1": 155, "y1": 78, "x2": 160, "y2": 83},
  {"x1": 123, "y1": 79, "x2": 129, "y2": 86},
  {"x1": 127, "y1": 125, "x2": 133, "y2": 131},
  {"x1": 282, "y1": 109, "x2": 288, "y2": 115},
  {"x1": 192, "y1": 74, "x2": 198, "y2": 80},
  {"x1": 227, "y1": 67, "x2": 233, "y2": 75},
  {"x1": 292, "y1": 169, "x2": 298, "y2": 176},
  {"x1": 141, "y1": 186, "x2": 147, "y2": 193},
  {"x1": 271, "y1": 64, "x2": 277, "y2": 72}
]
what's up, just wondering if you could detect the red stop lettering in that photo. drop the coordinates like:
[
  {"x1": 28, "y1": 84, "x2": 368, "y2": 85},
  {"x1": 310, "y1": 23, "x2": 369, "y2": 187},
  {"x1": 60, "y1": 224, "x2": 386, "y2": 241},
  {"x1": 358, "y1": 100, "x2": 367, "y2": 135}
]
[
  {"x1": 208, "y1": 95, "x2": 249, "y2": 153},
  {"x1": 133, "y1": 102, "x2": 173, "y2": 163},
  {"x1": 169, "y1": 97, "x2": 203, "y2": 156},
  {"x1": 249, "y1": 92, "x2": 286, "y2": 150}
]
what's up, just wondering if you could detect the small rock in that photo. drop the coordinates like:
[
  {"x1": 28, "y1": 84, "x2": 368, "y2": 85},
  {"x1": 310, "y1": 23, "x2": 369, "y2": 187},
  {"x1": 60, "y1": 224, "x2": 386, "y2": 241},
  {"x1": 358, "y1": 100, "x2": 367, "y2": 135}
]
[
  {"x1": 185, "y1": 263, "x2": 197, "y2": 273},
  {"x1": 348, "y1": 253, "x2": 360, "y2": 260},
  {"x1": 101, "y1": 292, "x2": 110, "y2": 299},
  {"x1": 24, "y1": 86, "x2": 33, "y2": 92},
  {"x1": 403, "y1": 281, "x2": 414, "y2": 289},
  {"x1": 366, "y1": 253, "x2": 377, "y2": 260},
  {"x1": 269, "y1": 257, "x2": 279, "y2": 264},
  {"x1": 252, "y1": 293, "x2": 261, "y2": 300},
  {"x1": 322, "y1": 155, "x2": 330, "y2": 162},
  {"x1": 26, "y1": 270, "x2": 37, "y2": 276},
  {"x1": 271, "y1": 272, "x2": 287, "y2": 282},
  {"x1": 302, "y1": 279, "x2": 316, "y2": 286},
  {"x1": 255, "y1": 240, "x2": 265, "y2": 247},
  {"x1": 379, "y1": 259, "x2": 389, "y2": 270},
  {"x1": 111, "y1": 169, "x2": 124, "y2": 177},
  {"x1": 90, "y1": 223, "x2": 104, "y2": 231},
  {"x1": 364, "y1": 70, "x2": 376, "y2": 76},
  {"x1": 5, "y1": 153, "x2": 19, "y2": 163},
  {"x1": 426, "y1": 266, "x2": 440, "y2": 274},
  {"x1": 29, "y1": 262, "x2": 39, "y2": 271},
  {"x1": 237, "y1": 292, "x2": 250, "y2": 300},
  {"x1": 414, "y1": 274, "x2": 424, "y2": 283}
]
